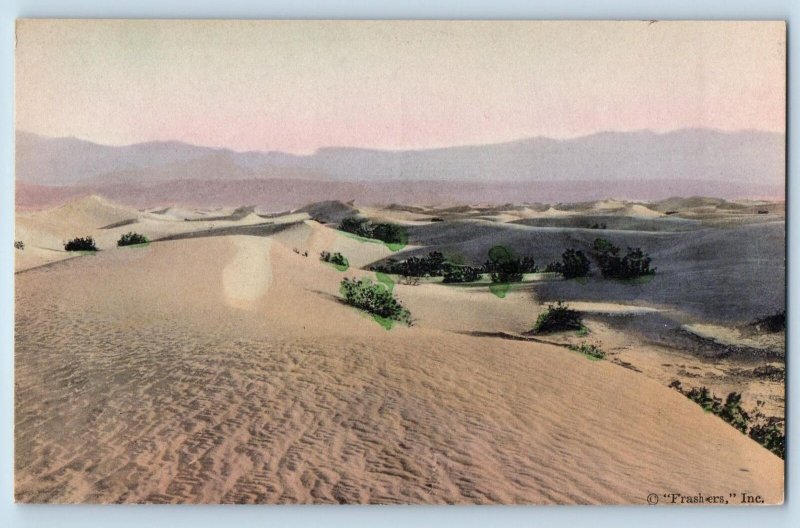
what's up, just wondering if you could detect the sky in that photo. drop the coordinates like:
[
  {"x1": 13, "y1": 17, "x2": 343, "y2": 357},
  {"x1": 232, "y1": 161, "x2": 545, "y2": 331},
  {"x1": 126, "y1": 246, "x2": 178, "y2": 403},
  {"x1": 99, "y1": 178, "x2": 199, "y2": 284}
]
[{"x1": 15, "y1": 20, "x2": 786, "y2": 154}]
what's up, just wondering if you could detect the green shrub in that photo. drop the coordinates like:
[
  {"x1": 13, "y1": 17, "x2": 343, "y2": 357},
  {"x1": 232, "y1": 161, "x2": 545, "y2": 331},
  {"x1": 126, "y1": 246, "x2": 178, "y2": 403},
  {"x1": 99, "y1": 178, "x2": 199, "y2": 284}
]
[
  {"x1": 749, "y1": 422, "x2": 785, "y2": 459},
  {"x1": 749, "y1": 311, "x2": 786, "y2": 333},
  {"x1": 532, "y1": 301, "x2": 583, "y2": 334},
  {"x1": 718, "y1": 392, "x2": 750, "y2": 433},
  {"x1": 484, "y1": 246, "x2": 536, "y2": 283},
  {"x1": 372, "y1": 223, "x2": 408, "y2": 246},
  {"x1": 340, "y1": 277, "x2": 412, "y2": 325},
  {"x1": 569, "y1": 342, "x2": 605, "y2": 360},
  {"x1": 372, "y1": 252, "x2": 446, "y2": 277},
  {"x1": 442, "y1": 263, "x2": 482, "y2": 283},
  {"x1": 320, "y1": 251, "x2": 349, "y2": 270},
  {"x1": 670, "y1": 383, "x2": 784, "y2": 458},
  {"x1": 592, "y1": 238, "x2": 656, "y2": 279},
  {"x1": 547, "y1": 248, "x2": 591, "y2": 279},
  {"x1": 338, "y1": 217, "x2": 373, "y2": 238},
  {"x1": 117, "y1": 232, "x2": 149, "y2": 246},
  {"x1": 14, "y1": 240, "x2": 24, "y2": 250},
  {"x1": 64, "y1": 236, "x2": 98, "y2": 252}
]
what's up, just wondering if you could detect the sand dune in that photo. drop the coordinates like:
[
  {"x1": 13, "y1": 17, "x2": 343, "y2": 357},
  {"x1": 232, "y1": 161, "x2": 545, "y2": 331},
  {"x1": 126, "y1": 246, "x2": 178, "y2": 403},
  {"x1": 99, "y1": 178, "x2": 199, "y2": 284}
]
[{"x1": 15, "y1": 219, "x2": 783, "y2": 503}]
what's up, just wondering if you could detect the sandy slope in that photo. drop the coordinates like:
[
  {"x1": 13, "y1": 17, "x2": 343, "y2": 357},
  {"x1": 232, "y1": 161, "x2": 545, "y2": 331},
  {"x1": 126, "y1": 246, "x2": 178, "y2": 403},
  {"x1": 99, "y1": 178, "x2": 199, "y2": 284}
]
[{"x1": 15, "y1": 225, "x2": 783, "y2": 504}]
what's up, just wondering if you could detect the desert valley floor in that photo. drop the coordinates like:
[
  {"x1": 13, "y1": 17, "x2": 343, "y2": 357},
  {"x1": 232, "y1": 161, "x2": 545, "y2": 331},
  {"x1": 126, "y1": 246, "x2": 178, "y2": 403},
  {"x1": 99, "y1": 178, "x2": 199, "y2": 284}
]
[{"x1": 14, "y1": 196, "x2": 785, "y2": 504}]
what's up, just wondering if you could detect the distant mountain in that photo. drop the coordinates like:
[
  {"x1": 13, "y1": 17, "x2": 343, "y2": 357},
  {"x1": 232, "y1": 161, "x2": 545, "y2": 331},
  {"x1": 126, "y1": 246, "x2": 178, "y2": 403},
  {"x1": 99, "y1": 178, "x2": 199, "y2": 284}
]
[{"x1": 15, "y1": 128, "x2": 784, "y2": 207}]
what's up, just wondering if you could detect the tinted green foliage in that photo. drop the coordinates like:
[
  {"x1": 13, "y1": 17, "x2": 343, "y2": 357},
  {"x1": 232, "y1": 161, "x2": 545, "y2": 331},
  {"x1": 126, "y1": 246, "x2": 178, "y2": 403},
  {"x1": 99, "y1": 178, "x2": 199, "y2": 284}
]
[
  {"x1": 669, "y1": 382, "x2": 784, "y2": 459},
  {"x1": 117, "y1": 232, "x2": 149, "y2": 246},
  {"x1": 485, "y1": 245, "x2": 537, "y2": 283},
  {"x1": 338, "y1": 217, "x2": 373, "y2": 238},
  {"x1": 340, "y1": 277, "x2": 412, "y2": 325},
  {"x1": 568, "y1": 342, "x2": 605, "y2": 360},
  {"x1": 372, "y1": 223, "x2": 408, "y2": 246},
  {"x1": 372, "y1": 251, "x2": 446, "y2": 277},
  {"x1": 442, "y1": 263, "x2": 483, "y2": 283},
  {"x1": 320, "y1": 251, "x2": 349, "y2": 271},
  {"x1": 64, "y1": 236, "x2": 98, "y2": 252},
  {"x1": 592, "y1": 238, "x2": 656, "y2": 279},
  {"x1": 532, "y1": 301, "x2": 583, "y2": 334},
  {"x1": 546, "y1": 248, "x2": 591, "y2": 279}
]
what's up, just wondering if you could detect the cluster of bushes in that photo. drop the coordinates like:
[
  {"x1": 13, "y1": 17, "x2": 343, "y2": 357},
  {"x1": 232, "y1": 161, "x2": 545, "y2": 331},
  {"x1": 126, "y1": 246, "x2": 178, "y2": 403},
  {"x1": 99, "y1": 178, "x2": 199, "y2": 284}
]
[
  {"x1": 442, "y1": 263, "x2": 483, "y2": 283},
  {"x1": 485, "y1": 246, "x2": 537, "y2": 284},
  {"x1": 592, "y1": 238, "x2": 656, "y2": 279},
  {"x1": 338, "y1": 217, "x2": 408, "y2": 246},
  {"x1": 372, "y1": 251, "x2": 447, "y2": 277},
  {"x1": 64, "y1": 236, "x2": 98, "y2": 252},
  {"x1": 117, "y1": 232, "x2": 149, "y2": 247},
  {"x1": 569, "y1": 342, "x2": 606, "y2": 360},
  {"x1": 320, "y1": 251, "x2": 349, "y2": 270},
  {"x1": 669, "y1": 381, "x2": 785, "y2": 459},
  {"x1": 532, "y1": 301, "x2": 583, "y2": 334},
  {"x1": 14, "y1": 240, "x2": 24, "y2": 250},
  {"x1": 587, "y1": 222, "x2": 607, "y2": 229},
  {"x1": 545, "y1": 249, "x2": 591, "y2": 279},
  {"x1": 293, "y1": 248, "x2": 309, "y2": 257},
  {"x1": 340, "y1": 277, "x2": 411, "y2": 325}
]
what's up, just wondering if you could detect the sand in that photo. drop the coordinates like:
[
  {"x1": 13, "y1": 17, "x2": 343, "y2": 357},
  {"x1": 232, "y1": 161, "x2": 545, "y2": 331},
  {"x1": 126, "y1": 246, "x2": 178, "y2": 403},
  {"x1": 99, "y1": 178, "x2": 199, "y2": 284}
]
[{"x1": 15, "y1": 208, "x2": 784, "y2": 504}]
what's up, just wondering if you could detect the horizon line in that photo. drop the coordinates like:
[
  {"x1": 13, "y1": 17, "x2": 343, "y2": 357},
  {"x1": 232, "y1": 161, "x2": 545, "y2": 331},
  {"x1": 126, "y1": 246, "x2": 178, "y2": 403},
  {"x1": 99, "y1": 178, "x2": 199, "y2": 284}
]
[{"x1": 15, "y1": 126, "x2": 785, "y2": 157}]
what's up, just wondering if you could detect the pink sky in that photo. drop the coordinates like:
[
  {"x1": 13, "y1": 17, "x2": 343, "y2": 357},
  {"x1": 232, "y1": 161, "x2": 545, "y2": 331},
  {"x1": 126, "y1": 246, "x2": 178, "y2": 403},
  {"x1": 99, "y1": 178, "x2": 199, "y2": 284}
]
[{"x1": 16, "y1": 20, "x2": 786, "y2": 153}]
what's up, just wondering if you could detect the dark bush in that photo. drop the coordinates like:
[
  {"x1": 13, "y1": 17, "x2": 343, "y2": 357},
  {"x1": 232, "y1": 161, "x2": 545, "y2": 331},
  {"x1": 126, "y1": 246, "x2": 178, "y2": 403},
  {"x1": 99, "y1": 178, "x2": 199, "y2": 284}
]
[
  {"x1": 64, "y1": 236, "x2": 98, "y2": 252},
  {"x1": 340, "y1": 277, "x2": 411, "y2": 324},
  {"x1": 532, "y1": 301, "x2": 583, "y2": 334},
  {"x1": 670, "y1": 383, "x2": 784, "y2": 458},
  {"x1": 592, "y1": 238, "x2": 655, "y2": 279},
  {"x1": 371, "y1": 252, "x2": 446, "y2": 277},
  {"x1": 684, "y1": 386, "x2": 722, "y2": 414},
  {"x1": 718, "y1": 392, "x2": 750, "y2": 433},
  {"x1": 485, "y1": 246, "x2": 536, "y2": 283},
  {"x1": 14, "y1": 240, "x2": 24, "y2": 250},
  {"x1": 547, "y1": 248, "x2": 591, "y2": 279},
  {"x1": 320, "y1": 251, "x2": 349, "y2": 268},
  {"x1": 338, "y1": 217, "x2": 373, "y2": 238},
  {"x1": 442, "y1": 263, "x2": 482, "y2": 283},
  {"x1": 372, "y1": 223, "x2": 408, "y2": 246},
  {"x1": 117, "y1": 232, "x2": 149, "y2": 246},
  {"x1": 569, "y1": 342, "x2": 606, "y2": 360},
  {"x1": 749, "y1": 422, "x2": 785, "y2": 459}
]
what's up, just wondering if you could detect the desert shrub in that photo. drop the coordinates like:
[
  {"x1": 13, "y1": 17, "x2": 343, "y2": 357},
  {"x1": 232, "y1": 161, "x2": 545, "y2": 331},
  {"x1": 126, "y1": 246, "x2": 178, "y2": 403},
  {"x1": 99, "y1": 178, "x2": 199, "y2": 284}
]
[
  {"x1": 442, "y1": 263, "x2": 482, "y2": 283},
  {"x1": 718, "y1": 392, "x2": 750, "y2": 433},
  {"x1": 569, "y1": 342, "x2": 605, "y2": 360},
  {"x1": 671, "y1": 383, "x2": 784, "y2": 458},
  {"x1": 371, "y1": 252, "x2": 446, "y2": 277},
  {"x1": 14, "y1": 240, "x2": 24, "y2": 250},
  {"x1": 340, "y1": 277, "x2": 411, "y2": 324},
  {"x1": 320, "y1": 251, "x2": 349, "y2": 270},
  {"x1": 684, "y1": 386, "x2": 722, "y2": 414},
  {"x1": 64, "y1": 236, "x2": 98, "y2": 252},
  {"x1": 338, "y1": 217, "x2": 373, "y2": 238},
  {"x1": 117, "y1": 232, "x2": 149, "y2": 246},
  {"x1": 485, "y1": 246, "x2": 536, "y2": 283},
  {"x1": 547, "y1": 248, "x2": 591, "y2": 279},
  {"x1": 372, "y1": 223, "x2": 408, "y2": 246},
  {"x1": 321, "y1": 251, "x2": 347, "y2": 265},
  {"x1": 532, "y1": 301, "x2": 583, "y2": 334},
  {"x1": 429, "y1": 217, "x2": 444, "y2": 222},
  {"x1": 592, "y1": 238, "x2": 655, "y2": 279},
  {"x1": 749, "y1": 422, "x2": 785, "y2": 459}
]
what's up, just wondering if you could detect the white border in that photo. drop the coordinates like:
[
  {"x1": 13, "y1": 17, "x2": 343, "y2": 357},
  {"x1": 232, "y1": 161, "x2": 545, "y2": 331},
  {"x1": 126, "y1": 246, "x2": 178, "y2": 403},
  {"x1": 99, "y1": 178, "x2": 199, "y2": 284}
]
[{"x1": 0, "y1": 1, "x2": 795, "y2": 526}]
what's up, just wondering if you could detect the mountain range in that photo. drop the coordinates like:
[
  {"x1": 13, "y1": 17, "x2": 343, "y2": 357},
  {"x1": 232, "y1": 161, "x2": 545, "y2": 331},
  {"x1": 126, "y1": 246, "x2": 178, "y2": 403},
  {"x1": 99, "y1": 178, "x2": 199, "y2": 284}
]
[{"x1": 15, "y1": 128, "x2": 785, "y2": 209}]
